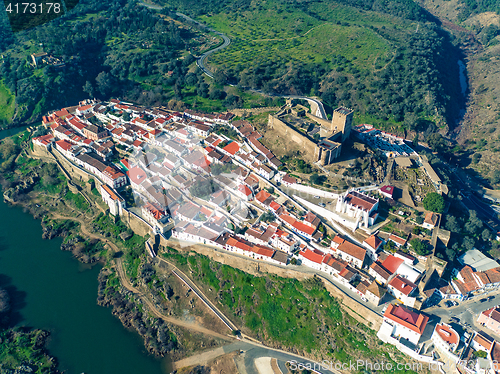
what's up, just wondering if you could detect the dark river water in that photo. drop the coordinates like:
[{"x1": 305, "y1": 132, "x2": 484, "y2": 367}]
[{"x1": 0, "y1": 196, "x2": 168, "y2": 374}]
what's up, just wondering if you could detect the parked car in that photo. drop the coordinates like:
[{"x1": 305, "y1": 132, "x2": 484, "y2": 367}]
[
  {"x1": 488, "y1": 296, "x2": 495, "y2": 301},
  {"x1": 319, "y1": 203, "x2": 326, "y2": 207},
  {"x1": 480, "y1": 298, "x2": 488, "y2": 303},
  {"x1": 445, "y1": 301, "x2": 453, "y2": 307},
  {"x1": 451, "y1": 317, "x2": 460, "y2": 323}
]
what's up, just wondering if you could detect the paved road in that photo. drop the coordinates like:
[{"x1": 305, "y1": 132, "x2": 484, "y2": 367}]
[
  {"x1": 427, "y1": 291, "x2": 500, "y2": 339},
  {"x1": 172, "y1": 12, "x2": 232, "y2": 79}
]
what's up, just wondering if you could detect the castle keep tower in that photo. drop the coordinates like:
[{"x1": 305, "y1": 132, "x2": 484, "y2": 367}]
[{"x1": 331, "y1": 107, "x2": 353, "y2": 142}]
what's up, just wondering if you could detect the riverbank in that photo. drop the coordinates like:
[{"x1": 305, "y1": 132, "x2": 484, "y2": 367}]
[{"x1": 0, "y1": 135, "x2": 231, "y2": 369}]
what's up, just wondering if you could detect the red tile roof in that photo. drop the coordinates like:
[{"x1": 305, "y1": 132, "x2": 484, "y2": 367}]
[
  {"x1": 435, "y1": 323, "x2": 459, "y2": 345},
  {"x1": 293, "y1": 221, "x2": 316, "y2": 236},
  {"x1": 389, "y1": 275, "x2": 417, "y2": 296},
  {"x1": 222, "y1": 141, "x2": 240, "y2": 155},
  {"x1": 345, "y1": 191, "x2": 377, "y2": 211},
  {"x1": 55, "y1": 139, "x2": 74, "y2": 152},
  {"x1": 238, "y1": 184, "x2": 252, "y2": 197},
  {"x1": 389, "y1": 234, "x2": 407, "y2": 246},
  {"x1": 364, "y1": 234, "x2": 383, "y2": 250},
  {"x1": 300, "y1": 249, "x2": 324, "y2": 264},
  {"x1": 337, "y1": 241, "x2": 366, "y2": 261},
  {"x1": 255, "y1": 190, "x2": 271, "y2": 204},
  {"x1": 384, "y1": 304, "x2": 428, "y2": 335},
  {"x1": 382, "y1": 255, "x2": 404, "y2": 274},
  {"x1": 127, "y1": 166, "x2": 147, "y2": 185},
  {"x1": 379, "y1": 185, "x2": 394, "y2": 196}
]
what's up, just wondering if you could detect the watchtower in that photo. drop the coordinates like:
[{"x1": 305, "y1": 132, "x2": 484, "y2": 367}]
[{"x1": 331, "y1": 107, "x2": 354, "y2": 142}]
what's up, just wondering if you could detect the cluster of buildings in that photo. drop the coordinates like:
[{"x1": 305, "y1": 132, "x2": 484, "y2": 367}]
[
  {"x1": 33, "y1": 99, "x2": 333, "y2": 268},
  {"x1": 352, "y1": 124, "x2": 417, "y2": 158},
  {"x1": 378, "y1": 304, "x2": 500, "y2": 373},
  {"x1": 34, "y1": 99, "x2": 500, "y2": 374}
]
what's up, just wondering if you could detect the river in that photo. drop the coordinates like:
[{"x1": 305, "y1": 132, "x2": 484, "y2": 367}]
[
  {"x1": 0, "y1": 196, "x2": 169, "y2": 374},
  {"x1": 0, "y1": 125, "x2": 31, "y2": 140}
]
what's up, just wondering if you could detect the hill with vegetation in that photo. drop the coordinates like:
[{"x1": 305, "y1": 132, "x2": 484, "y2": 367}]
[
  {"x1": 417, "y1": 0, "x2": 500, "y2": 188},
  {"x1": 160, "y1": 0, "x2": 463, "y2": 139},
  {"x1": 0, "y1": 0, "x2": 283, "y2": 128}
]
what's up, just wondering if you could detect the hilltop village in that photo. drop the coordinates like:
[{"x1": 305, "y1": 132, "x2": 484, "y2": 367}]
[{"x1": 30, "y1": 98, "x2": 500, "y2": 373}]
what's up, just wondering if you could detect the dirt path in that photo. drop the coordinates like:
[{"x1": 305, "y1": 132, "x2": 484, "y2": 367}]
[
  {"x1": 50, "y1": 212, "x2": 234, "y2": 341},
  {"x1": 115, "y1": 258, "x2": 234, "y2": 341}
]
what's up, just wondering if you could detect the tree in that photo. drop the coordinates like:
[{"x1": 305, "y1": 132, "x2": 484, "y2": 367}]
[
  {"x1": 445, "y1": 216, "x2": 460, "y2": 233},
  {"x1": 260, "y1": 211, "x2": 275, "y2": 222},
  {"x1": 189, "y1": 179, "x2": 220, "y2": 199},
  {"x1": 0, "y1": 288, "x2": 10, "y2": 315},
  {"x1": 472, "y1": 153, "x2": 482, "y2": 164},
  {"x1": 410, "y1": 238, "x2": 430, "y2": 256},
  {"x1": 462, "y1": 236, "x2": 475, "y2": 251},
  {"x1": 310, "y1": 173, "x2": 326, "y2": 185},
  {"x1": 426, "y1": 133, "x2": 446, "y2": 153},
  {"x1": 423, "y1": 192, "x2": 445, "y2": 213},
  {"x1": 83, "y1": 80, "x2": 94, "y2": 97},
  {"x1": 465, "y1": 210, "x2": 483, "y2": 235},
  {"x1": 482, "y1": 229, "x2": 492, "y2": 242},
  {"x1": 384, "y1": 241, "x2": 395, "y2": 253},
  {"x1": 445, "y1": 247, "x2": 457, "y2": 261}
]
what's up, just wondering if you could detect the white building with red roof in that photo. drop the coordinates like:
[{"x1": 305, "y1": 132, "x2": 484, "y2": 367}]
[
  {"x1": 379, "y1": 185, "x2": 394, "y2": 199},
  {"x1": 127, "y1": 166, "x2": 148, "y2": 191},
  {"x1": 388, "y1": 275, "x2": 417, "y2": 307},
  {"x1": 478, "y1": 306, "x2": 500, "y2": 335},
  {"x1": 335, "y1": 241, "x2": 366, "y2": 269},
  {"x1": 100, "y1": 184, "x2": 125, "y2": 216},
  {"x1": 431, "y1": 323, "x2": 459, "y2": 362},
  {"x1": 141, "y1": 202, "x2": 171, "y2": 234},
  {"x1": 236, "y1": 184, "x2": 253, "y2": 201},
  {"x1": 362, "y1": 234, "x2": 383, "y2": 260},
  {"x1": 369, "y1": 261, "x2": 393, "y2": 285},
  {"x1": 102, "y1": 166, "x2": 127, "y2": 189},
  {"x1": 335, "y1": 190, "x2": 379, "y2": 229},
  {"x1": 33, "y1": 134, "x2": 55, "y2": 149},
  {"x1": 299, "y1": 248, "x2": 325, "y2": 271},
  {"x1": 378, "y1": 304, "x2": 429, "y2": 345},
  {"x1": 423, "y1": 211, "x2": 439, "y2": 230}
]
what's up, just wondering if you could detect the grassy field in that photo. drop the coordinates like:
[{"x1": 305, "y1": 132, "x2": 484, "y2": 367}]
[
  {"x1": 162, "y1": 249, "x2": 424, "y2": 373},
  {"x1": 199, "y1": 0, "x2": 406, "y2": 74},
  {"x1": 0, "y1": 80, "x2": 16, "y2": 126}
]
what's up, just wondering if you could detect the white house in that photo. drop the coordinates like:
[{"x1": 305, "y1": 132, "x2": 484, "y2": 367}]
[
  {"x1": 431, "y1": 323, "x2": 460, "y2": 362},
  {"x1": 362, "y1": 234, "x2": 383, "y2": 261},
  {"x1": 335, "y1": 190, "x2": 379, "y2": 229},
  {"x1": 377, "y1": 304, "x2": 429, "y2": 345},
  {"x1": 299, "y1": 248, "x2": 325, "y2": 271},
  {"x1": 100, "y1": 184, "x2": 125, "y2": 216},
  {"x1": 335, "y1": 241, "x2": 366, "y2": 269},
  {"x1": 388, "y1": 275, "x2": 417, "y2": 307},
  {"x1": 369, "y1": 261, "x2": 393, "y2": 285}
]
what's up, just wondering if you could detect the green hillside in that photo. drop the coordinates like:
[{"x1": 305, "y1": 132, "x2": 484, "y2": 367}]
[
  {"x1": 184, "y1": 0, "x2": 463, "y2": 135},
  {"x1": 0, "y1": 80, "x2": 16, "y2": 126}
]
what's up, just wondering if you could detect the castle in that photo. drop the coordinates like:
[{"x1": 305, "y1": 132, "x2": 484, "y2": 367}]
[{"x1": 268, "y1": 103, "x2": 353, "y2": 166}]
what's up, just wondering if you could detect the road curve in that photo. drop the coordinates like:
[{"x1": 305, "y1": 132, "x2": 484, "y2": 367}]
[{"x1": 176, "y1": 12, "x2": 329, "y2": 120}]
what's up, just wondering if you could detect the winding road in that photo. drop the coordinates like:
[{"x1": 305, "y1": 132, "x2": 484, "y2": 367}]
[{"x1": 174, "y1": 11, "x2": 329, "y2": 120}]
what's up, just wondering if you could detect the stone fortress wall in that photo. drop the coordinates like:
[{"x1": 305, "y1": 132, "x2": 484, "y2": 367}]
[{"x1": 267, "y1": 102, "x2": 353, "y2": 166}]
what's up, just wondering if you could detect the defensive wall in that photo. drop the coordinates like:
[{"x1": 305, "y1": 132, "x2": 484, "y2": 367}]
[
  {"x1": 163, "y1": 240, "x2": 381, "y2": 330},
  {"x1": 31, "y1": 143, "x2": 153, "y2": 237},
  {"x1": 267, "y1": 114, "x2": 318, "y2": 163},
  {"x1": 231, "y1": 106, "x2": 282, "y2": 117}
]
